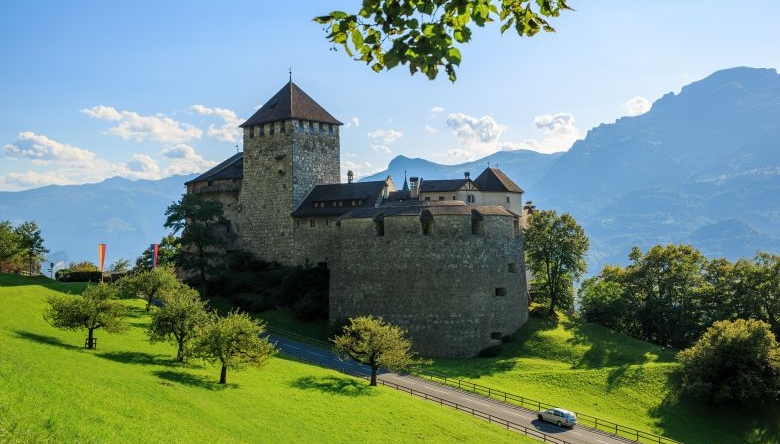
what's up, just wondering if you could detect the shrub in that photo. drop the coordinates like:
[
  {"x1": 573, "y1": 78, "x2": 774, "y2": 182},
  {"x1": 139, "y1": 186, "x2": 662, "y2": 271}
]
[{"x1": 677, "y1": 319, "x2": 780, "y2": 404}]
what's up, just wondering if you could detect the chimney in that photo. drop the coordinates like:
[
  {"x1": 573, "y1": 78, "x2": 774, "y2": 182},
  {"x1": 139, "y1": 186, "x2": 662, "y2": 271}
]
[
  {"x1": 464, "y1": 171, "x2": 470, "y2": 179},
  {"x1": 347, "y1": 170, "x2": 354, "y2": 184},
  {"x1": 409, "y1": 177, "x2": 420, "y2": 199}
]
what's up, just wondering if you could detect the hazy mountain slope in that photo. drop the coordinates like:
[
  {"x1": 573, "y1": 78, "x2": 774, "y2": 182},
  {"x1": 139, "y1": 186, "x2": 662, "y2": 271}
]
[
  {"x1": 361, "y1": 149, "x2": 563, "y2": 197},
  {"x1": 0, "y1": 175, "x2": 195, "y2": 269}
]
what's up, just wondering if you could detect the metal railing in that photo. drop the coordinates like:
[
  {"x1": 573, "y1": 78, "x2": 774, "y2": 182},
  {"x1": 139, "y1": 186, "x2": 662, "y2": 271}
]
[{"x1": 412, "y1": 370, "x2": 683, "y2": 444}]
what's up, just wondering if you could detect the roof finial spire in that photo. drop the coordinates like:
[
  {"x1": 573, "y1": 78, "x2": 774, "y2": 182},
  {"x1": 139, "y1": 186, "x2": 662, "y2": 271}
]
[{"x1": 289, "y1": 67, "x2": 292, "y2": 82}]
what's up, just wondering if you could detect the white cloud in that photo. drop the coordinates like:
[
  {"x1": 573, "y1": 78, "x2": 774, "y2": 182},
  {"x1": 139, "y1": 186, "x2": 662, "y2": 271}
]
[
  {"x1": 623, "y1": 96, "x2": 651, "y2": 116},
  {"x1": 160, "y1": 144, "x2": 217, "y2": 175},
  {"x1": 190, "y1": 104, "x2": 242, "y2": 142},
  {"x1": 524, "y1": 112, "x2": 582, "y2": 153},
  {"x1": 344, "y1": 117, "x2": 360, "y2": 129},
  {"x1": 367, "y1": 129, "x2": 403, "y2": 154},
  {"x1": 2, "y1": 131, "x2": 96, "y2": 163},
  {"x1": 0, "y1": 170, "x2": 74, "y2": 189},
  {"x1": 430, "y1": 106, "x2": 444, "y2": 114},
  {"x1": 443, "y1": 113, "x2": 509, "y2": 161},
  {"x1": 424, "y1": 124, "x2": 438, "y2": 134},
  {"x1": 446, "y1": 113, "x2": 505, "y2": 145},
  {"x1": 81, "y1": 105, "x2": 203, "y2": 143},
  {"x1": 341, "y1": 160, "x2": 382, "y2": 182},
  {"x1": 125, "y1": 154, "x2": 161, "y2": 175},
  {"x1": 80, "y1": 105, "x2": 122, "y2": 121}
]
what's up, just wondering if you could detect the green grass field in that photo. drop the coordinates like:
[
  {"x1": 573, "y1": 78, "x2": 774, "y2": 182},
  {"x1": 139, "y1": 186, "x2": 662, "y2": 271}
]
[
  {"x1": 251, "y1": 303, "x2": 780, "y2": 444},
  {"x1": 427, "y1": 313, "x2": 780, "y2": 444},
  {"x1": 0, "y1": 274, "x2": 537, "y2": 444}
]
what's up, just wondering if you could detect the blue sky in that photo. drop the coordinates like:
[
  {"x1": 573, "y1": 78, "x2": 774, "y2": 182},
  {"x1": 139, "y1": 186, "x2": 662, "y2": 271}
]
[{"x1": 1, "y1": 1, "x2": 778, "y2": 191}]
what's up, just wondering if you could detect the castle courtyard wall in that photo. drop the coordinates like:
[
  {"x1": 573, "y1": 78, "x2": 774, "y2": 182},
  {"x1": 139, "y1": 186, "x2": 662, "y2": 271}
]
[{"x1": 330, "y1": 213, "x2": 528, "y2": 357}]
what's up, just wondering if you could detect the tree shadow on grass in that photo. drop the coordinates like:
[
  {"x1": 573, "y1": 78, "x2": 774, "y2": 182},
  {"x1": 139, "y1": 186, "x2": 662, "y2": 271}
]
[
  {"x1": 645, "y1": 371, "x2": 780, "y2": 444},
  {"x1": 566, "y1": 321, "x2": 676, "y2": 370},
  {"x1": 14, "y1": 330, "x2": 80, "y2": 350},
  {"x1": 98, "y1": 350, "x2": 173, "y2": 366},
  {"x1": 153, "y1": 369, "x2": 233, "y2": 391},
  {"x1": 289, "y1": 375, "x2": 375, "y2": 397}
]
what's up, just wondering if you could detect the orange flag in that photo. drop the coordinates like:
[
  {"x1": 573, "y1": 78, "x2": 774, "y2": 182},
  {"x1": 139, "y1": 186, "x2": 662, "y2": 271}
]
[{"x1": 98, "y1": 243, "x2": 106, "y2": 272}]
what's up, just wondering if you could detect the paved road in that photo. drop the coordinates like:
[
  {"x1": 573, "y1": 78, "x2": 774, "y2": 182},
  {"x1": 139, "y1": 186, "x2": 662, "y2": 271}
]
[{"x1": 267, "y1": 334, "x2": 635, "y2": 444}]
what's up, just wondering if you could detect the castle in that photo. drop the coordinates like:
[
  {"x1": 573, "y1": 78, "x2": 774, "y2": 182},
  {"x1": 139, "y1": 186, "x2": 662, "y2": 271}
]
[{"x1": 185, "y1": 81, "x2": 529, "y2": 357}]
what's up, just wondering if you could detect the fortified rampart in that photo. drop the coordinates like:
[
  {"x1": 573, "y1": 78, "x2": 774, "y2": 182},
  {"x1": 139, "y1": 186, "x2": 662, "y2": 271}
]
[{"x1": 330, "y1": 205, "x2": 528, "y2": 357}]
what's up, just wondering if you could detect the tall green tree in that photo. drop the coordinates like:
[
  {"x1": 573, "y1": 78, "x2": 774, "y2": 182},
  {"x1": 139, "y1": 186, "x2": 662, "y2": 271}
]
[
  {"x1": 524, "y1": 210, "x2": 588, "y2": 315},
  {"x1": 44, "y1": 282, "x2": 129, "y2": 349},
  {"x1": 119, "y1": 266, "x2": 180, "y2": 311},
  {"x1": 315, "y1": 0, "x2": 573, "y2": 82},
  {"x1": 623, "y1": 245, "x2": 709, "y2": 348},
  {"x1": 0, "y1": 220, "x2": 20, "y2": 264},
  {"x1": 677, "y1": 319, "x2": 780, "y2": 404},
  {"x1": 164, "y1": 194, "x2": 228, "y2": 298},
  {"x1": 736, "y1": 252, "x2": 780, "y2": 339},
  {"x1": 333, "y1": 315, "x2": 426, "y2": 386},
  {"x1": 193, "y1": 310, "x2": 277, "y2": 384},
  {"x1": 134, "y1": 234, "x2": 180, "y2": 272},
  {"x1": 15, "y1": 221, "x2": 48, "y2": 276},
  {"x1": 148, "y1": 284, "x2": 210, "y2": 362}
]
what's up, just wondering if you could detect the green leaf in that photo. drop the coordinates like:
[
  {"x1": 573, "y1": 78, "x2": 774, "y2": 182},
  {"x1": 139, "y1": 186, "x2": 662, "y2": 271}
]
[
  {"x1": 351, "y1": 29, "x2": 364, "y2": 49},
  {"x1": 446, "y1": 47, "x2": 461, "y2": 65}
]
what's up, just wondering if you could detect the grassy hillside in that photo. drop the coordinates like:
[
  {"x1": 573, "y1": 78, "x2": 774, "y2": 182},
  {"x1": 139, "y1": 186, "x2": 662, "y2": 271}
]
[
  {"x1": 429, "y1": 313, "x2": 779, "y2": 444},
  {"x1": 249, "y1": 304, "x2": 780, "y2": 444},
  {"x1": 0, "y1": 274, "x2": 536, "y2": 444}
]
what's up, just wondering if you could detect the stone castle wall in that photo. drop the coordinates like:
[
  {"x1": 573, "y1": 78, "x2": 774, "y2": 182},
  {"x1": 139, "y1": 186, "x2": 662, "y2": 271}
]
[
  {"x1": 330, "y1": 213, "x2": 528, "y2": 357},
  {"x1": 291, "y1": 216, "x2": 338, "y2": 265},
  {"x1": 240, "y1": 120, "x2": 339, "y2": 265}
]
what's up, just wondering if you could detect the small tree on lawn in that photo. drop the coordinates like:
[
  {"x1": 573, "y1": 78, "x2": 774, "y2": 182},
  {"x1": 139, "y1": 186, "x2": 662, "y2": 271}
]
[
  {"x1": 148, "y1": 284, "x2": 210, "y2": 362},
  {"x1": 44, "y1": 282, "x2": 129, "y2": 349},
  {"x1": 677, "y1": 318, "x2": 780, "y2": 404},
  {"x1": 119, "y1": 266, "x2": 179, "y2": 311},
  {"x1": 333, "y1": 315, "x2": 426, "y2": 386},
  {"x1": 194, "y1": 310, "x2": 277, "y2": 384}
]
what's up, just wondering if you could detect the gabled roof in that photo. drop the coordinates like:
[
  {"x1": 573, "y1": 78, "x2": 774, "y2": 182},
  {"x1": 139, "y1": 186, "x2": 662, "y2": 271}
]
[
  {"x1": 185, "y1": 152, "x2": 243, "y2": 185},
  {"x1": 473, "y1": 167, "x2": 523, "y2": 193},
  {"x1": 240, "y1": 81, "x2": 342, "y2": 128},
  {"x1": 292, "y1": 181, "x2": 386, "y2": 217},
  {"x1": 419, "y1": 179, "x2": 470, "y2": 193}
]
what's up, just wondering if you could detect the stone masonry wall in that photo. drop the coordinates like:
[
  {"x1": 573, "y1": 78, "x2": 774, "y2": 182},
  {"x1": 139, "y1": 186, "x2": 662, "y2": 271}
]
[
  {"x1": 291, "y1": 216, "x2": 338, "y2": 266},
  {"x1": 330, "y1": 213, "x2": 528, "y2": 357},
  {"x1": 240, "y1": 120, "x2": 339, "y2": 265}
]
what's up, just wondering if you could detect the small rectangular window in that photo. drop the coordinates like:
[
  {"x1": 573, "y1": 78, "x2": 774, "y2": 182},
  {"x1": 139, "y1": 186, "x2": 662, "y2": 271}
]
[
  {"x1": 424, "y1": 196, "x2": 431, "y2": 201},
  {"x1": 309, "y1": 122, "x2": 315, "y2": 134},
  {"x1": 495, "y1": 287, "x2": 507, "y2": 297},
  {"x1": 298, "y1": 120, "x2": 304, "y2": 133},
  {"x1": 248, "y1": 127, "x2": 254, "y2": 139},
  {"x1": 259, "y1": 125, "x2": 265, "y2": 137},
  {"x1": 309, "y1": 219, "x2": 315, "y2": 228},
  {"x1": 270, "y1": 123, "x2": 275, "y2": 136},
  {"x1": 328, "y1": 124, "x2": 334, "y2": 135},
  {"x1": 438, "y1": 196, "x2": 445, "y2": 201},
  {"x1": 506, "y1": 196, "x2": 511, "y2": 203}
]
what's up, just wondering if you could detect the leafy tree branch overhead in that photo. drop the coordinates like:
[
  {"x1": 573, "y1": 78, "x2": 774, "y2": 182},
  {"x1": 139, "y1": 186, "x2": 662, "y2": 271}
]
[{"x1": 314, "y1": 0, "x2": 573, "y2": 81}]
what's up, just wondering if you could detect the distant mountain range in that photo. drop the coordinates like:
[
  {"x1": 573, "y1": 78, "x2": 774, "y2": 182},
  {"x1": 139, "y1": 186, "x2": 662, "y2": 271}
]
[
  {"x1": 0, "y1": 175, "x2": 194, "y2": 270},
  {"x1": 364, "y1": 67, "x2": 780, "y2": 271},
  {"x1": 2, "y1": 67, "x2": 778, "y2": 273}
]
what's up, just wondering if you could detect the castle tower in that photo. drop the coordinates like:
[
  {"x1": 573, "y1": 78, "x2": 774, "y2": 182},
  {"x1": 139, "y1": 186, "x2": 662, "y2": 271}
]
[{"x1": 239, "y1": 81, "x2": 342, "y2": 265}]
